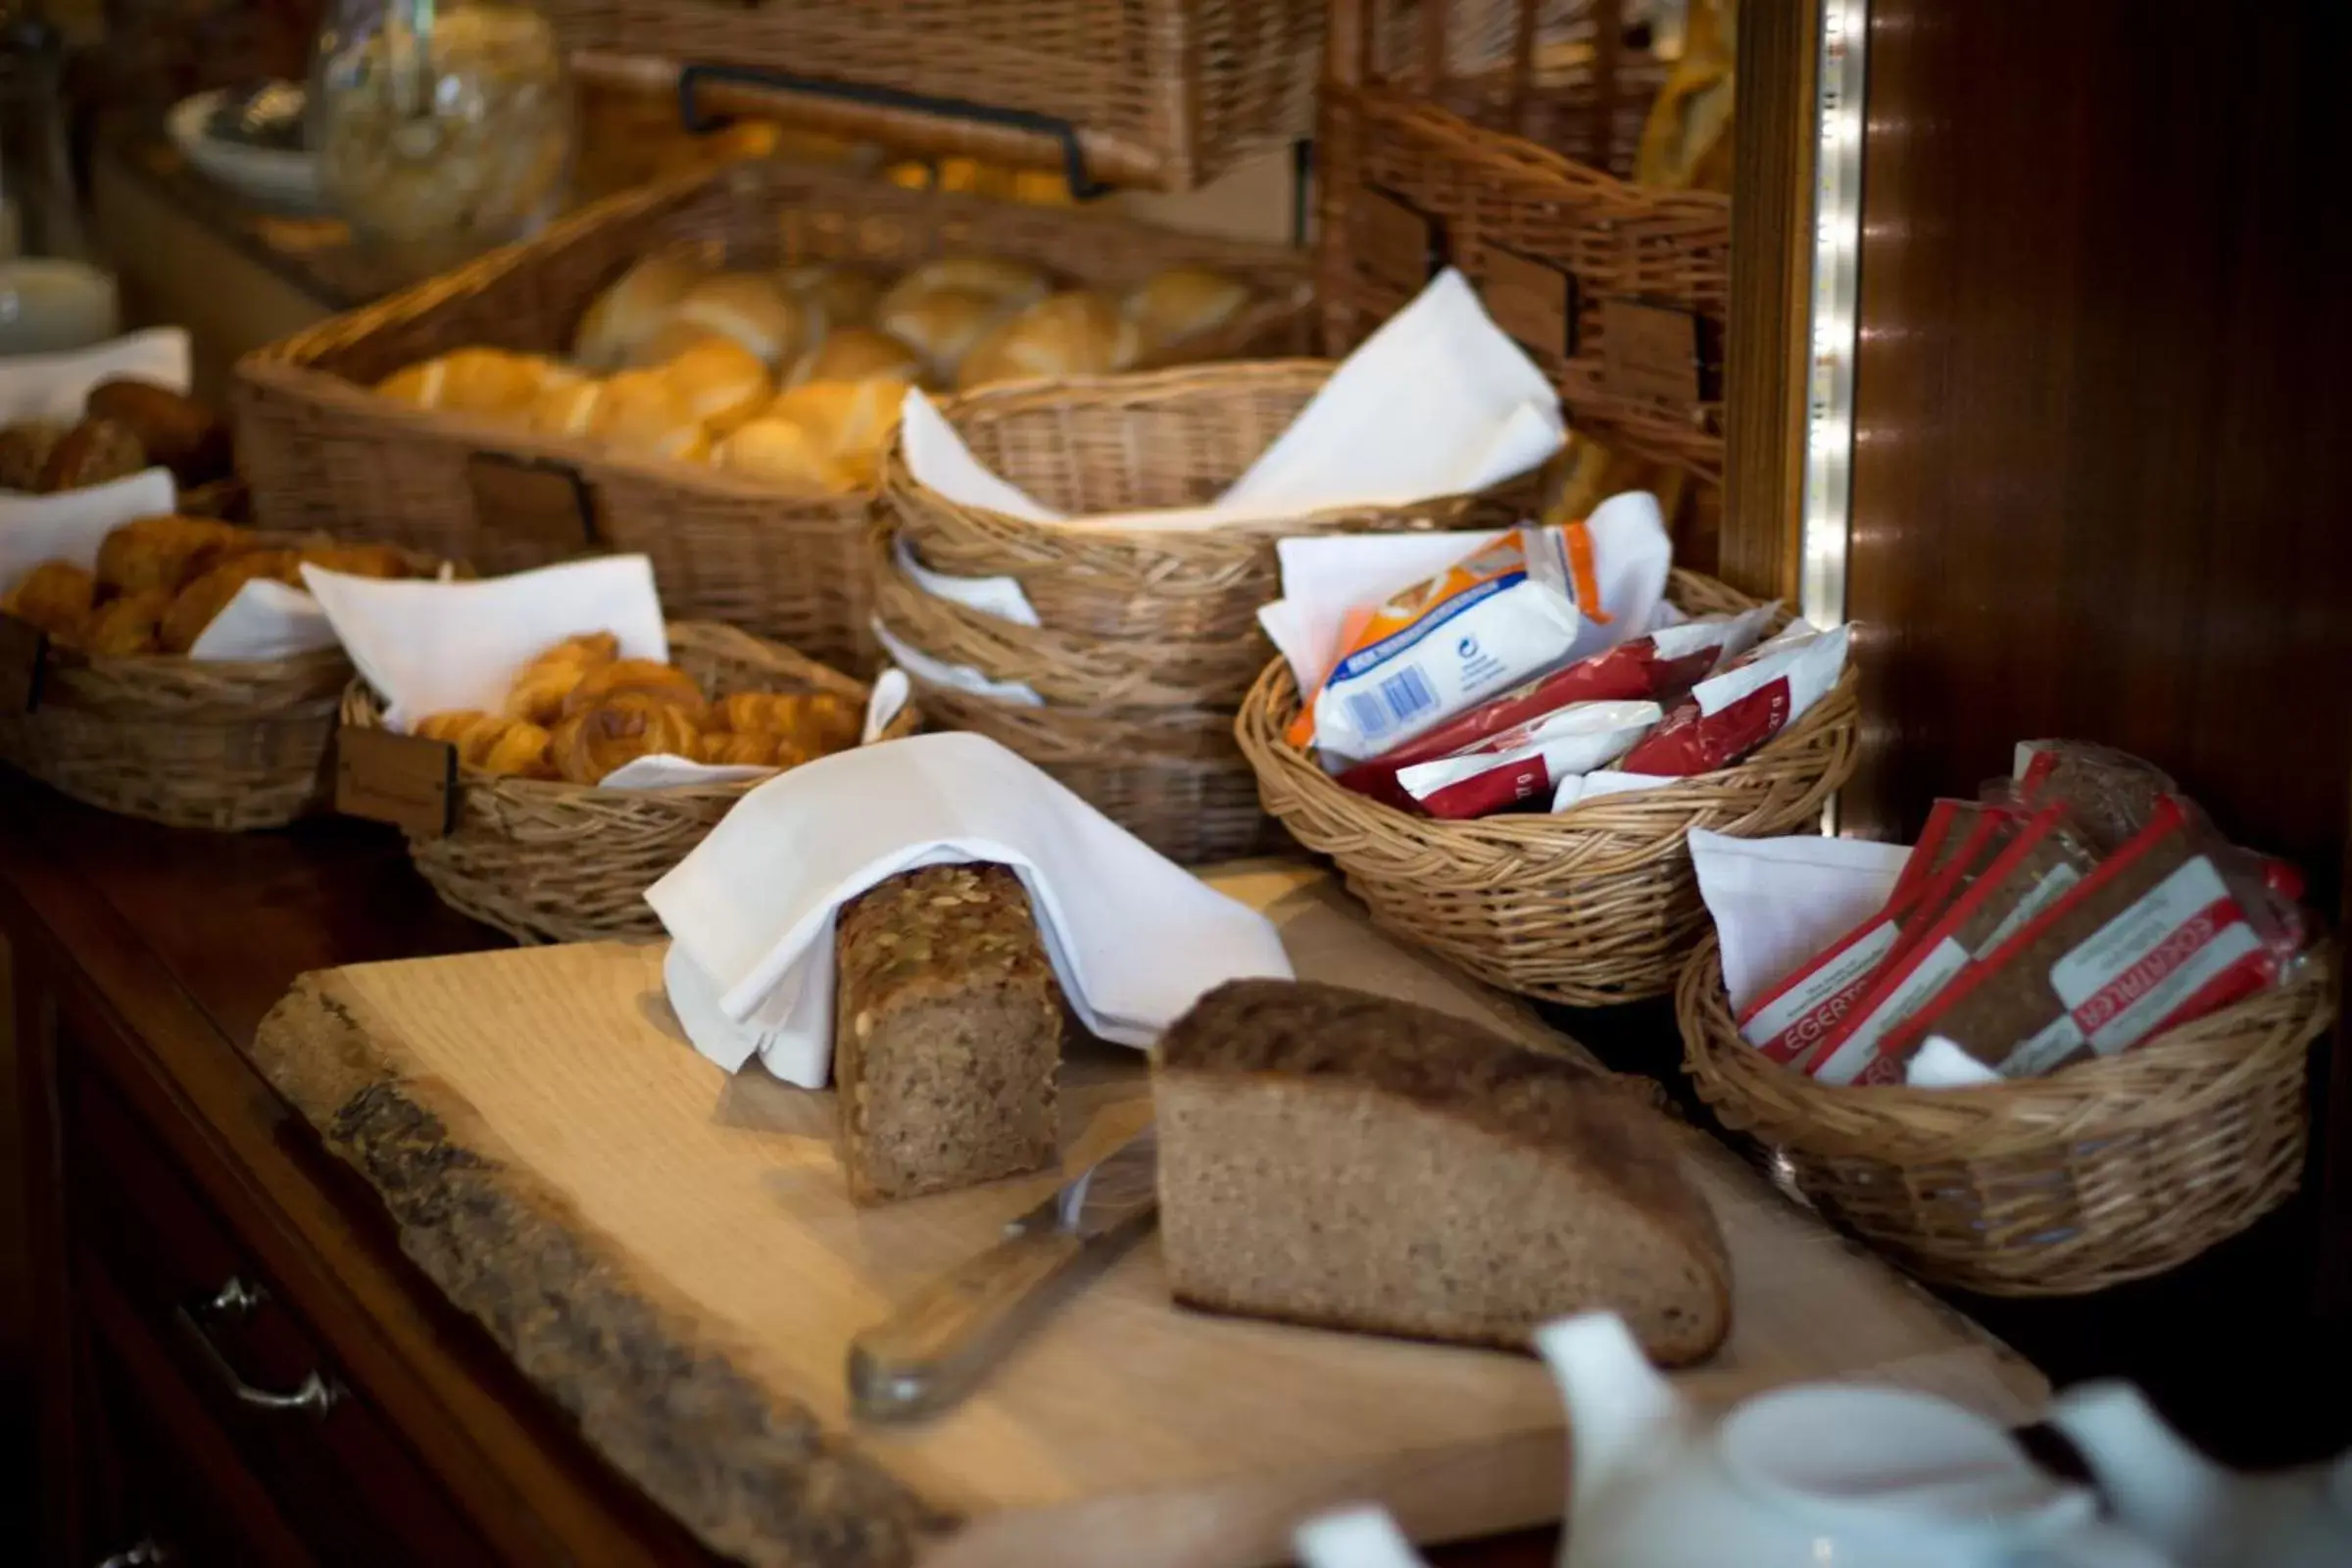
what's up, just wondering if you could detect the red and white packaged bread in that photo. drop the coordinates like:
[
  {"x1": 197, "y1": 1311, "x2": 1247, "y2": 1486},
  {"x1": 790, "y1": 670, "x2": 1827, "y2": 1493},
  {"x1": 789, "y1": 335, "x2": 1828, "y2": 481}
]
[
  {"x1": 1393, "y1": 701, "x2": 1661, "y2": 818},
  {"x1": 1616, "y1": 622, "x2": 1852, "y2": 777},
  {"x1": 1335, "y1": 604, "x2": 1773, "y2": 812},
  {"x1": 1735, "y1": 801, "x2": 2014, "y2": 1066},
  {"x1": 1869, "y1": 796, "x2": 2288, "y2": 1080}
]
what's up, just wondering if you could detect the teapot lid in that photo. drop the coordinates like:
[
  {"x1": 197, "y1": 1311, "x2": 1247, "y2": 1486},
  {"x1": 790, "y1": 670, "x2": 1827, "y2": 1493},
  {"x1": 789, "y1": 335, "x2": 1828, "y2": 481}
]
[{"x1": 1721, "y1": 1386, "x2": 2071, "y2": 1528}]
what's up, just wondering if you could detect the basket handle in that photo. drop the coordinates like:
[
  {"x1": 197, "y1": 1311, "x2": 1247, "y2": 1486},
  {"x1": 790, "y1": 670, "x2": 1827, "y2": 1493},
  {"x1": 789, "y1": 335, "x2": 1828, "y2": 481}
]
[{"x1": 676, "y1": 63, "x2": 1113, "y2": 202}]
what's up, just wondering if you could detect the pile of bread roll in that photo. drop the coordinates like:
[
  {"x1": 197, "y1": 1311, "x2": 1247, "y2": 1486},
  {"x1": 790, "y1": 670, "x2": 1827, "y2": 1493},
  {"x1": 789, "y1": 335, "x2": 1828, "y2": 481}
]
[
  {"x1": 412, "y1": 630, "x2": 865, "y2": 786},
  {"x1": 1, "y1": 516, "x2": 416, "y2": 657},
  {"x1": 369, "y1": 252, "x2": 1255, "y2": 497},
  {"x1": 0, "y1": 378, "x2": 237, "y2": 496}
]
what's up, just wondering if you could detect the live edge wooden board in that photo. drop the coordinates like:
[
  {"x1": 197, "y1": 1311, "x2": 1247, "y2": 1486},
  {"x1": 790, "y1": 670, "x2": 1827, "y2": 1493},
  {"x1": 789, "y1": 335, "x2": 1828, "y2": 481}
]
[{"x1": 250, "y1": 860, "x2": 2046, "y2": 1568}]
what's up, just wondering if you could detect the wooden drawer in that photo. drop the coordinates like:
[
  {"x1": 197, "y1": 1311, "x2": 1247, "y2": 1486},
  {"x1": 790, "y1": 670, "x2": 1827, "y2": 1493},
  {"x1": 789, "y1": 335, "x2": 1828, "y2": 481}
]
[{"x1": 61, "y1": 1047, "x2": 494, "y2": 1567}]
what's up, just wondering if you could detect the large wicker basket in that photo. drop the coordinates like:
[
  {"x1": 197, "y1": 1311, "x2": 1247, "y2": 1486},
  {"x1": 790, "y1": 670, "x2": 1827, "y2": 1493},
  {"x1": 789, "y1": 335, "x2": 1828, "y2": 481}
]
[
  {"x1": 553, "y1": 1, "x2": 1324, "y2": 194},
  {"x1": 339, "y1": 621, "x2": 920, "y2": 944},
  {"x1": 1677, "y1": 934, "x2": 2336, "y2": 1296},
  {"x1": 0, "y1": 536, "x2": 444, "y2": 832},
  {"x1": 1234, "y1": 571, "x2": 1860, "y2": 1004},
  {"x1": 874, "y1": 359, "x2": 1535, "y2": 859},
  {"x1": 234, "y1": 160, "x2": 1317, "y2": 675},
  {"x1": 1319, "y1": 0, "x2": 1727, "y2": 481}
]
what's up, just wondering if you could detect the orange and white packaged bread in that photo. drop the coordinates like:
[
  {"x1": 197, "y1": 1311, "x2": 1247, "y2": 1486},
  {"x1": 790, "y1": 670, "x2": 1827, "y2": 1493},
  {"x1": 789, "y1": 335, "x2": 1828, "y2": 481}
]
[{"x1": 1291, "y1": 525, "x2": 1590, "y2": 763}]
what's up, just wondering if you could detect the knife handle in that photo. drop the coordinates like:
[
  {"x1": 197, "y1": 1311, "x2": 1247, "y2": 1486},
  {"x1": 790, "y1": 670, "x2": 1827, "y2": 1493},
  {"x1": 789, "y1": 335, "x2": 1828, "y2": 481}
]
[{"x1": 849, "y1": 1225, "x2": 1087, "y2": 1421}]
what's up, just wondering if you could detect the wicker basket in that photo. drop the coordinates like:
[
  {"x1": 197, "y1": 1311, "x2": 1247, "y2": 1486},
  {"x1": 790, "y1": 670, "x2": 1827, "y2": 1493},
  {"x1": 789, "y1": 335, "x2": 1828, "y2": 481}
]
[
  {"x1": 339, "y1": 621, "x2": 920, "y2": 944},
  {"x1": 1319, "y1": 0, "x2": 1727, "y2": 480},
  {"x1": 553, "y1": 1, "x2": 1323, "y2": 194},
  {"x1": 1677, "y1": 934, "x2": 2336, "y2": 1296},
  {"x1": 1234, "y1": 571, "x2": 1860, "y2": 1004},
  {"x1": 234, "y1": 160, "x2": 1318, "y2": 676},
  {"x1": 0, "y1": 535, "x2": 444, "y2": 832}
]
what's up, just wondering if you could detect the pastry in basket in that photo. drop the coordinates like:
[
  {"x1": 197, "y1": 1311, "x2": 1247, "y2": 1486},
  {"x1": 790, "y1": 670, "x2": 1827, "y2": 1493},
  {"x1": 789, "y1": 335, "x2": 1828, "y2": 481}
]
[
  {"x1": 504, "y1": 631, "x2": 621, "y2": 724},
  {"x1": 571, "y1": 252, "x2": 709, "y2": 369},
  {"x1": 563, "y1": 657, "x2": 710, "y2": 722},
  {"x1": 300, "y1": 542, "x2": 414, "y2": 580},
  {"x1": 551, "y1": 693, "x2": 706, "y2": 786},
  {"x1": 588, "y1": 370, "x2": 710, "y2": 463},
  {"x1": 697, "y1": 730, "x2": 808, "y2": 768},
  {"x1": 415, "y1": 710, "x2": 558, "y2": 779},
  {"x1": 80, "y1": 590, "x2": 173, "y2": 656},
  {"x1": 666, "y1": 271, "x2": 813, "y2": 371},
  {"x1": 876, "y1": 285, "x2": 1015, "y2": 384},
  {"x1": 0, "y1": 418, "x2": 67, "y2": 491},
  {"x1": 376, "y1": 347, "x2": 564, "y2": 420},
  {"x1": 159, "y1": 549, "x2": 302, "y2": 654},
  {"x1": 712, "y1": 414, "x2": 858, "y2": 495},
  {"x1": 769, "y1": 379, "x2": 905, "y2": 488},
  {"x1": 83, "y1": 379, "x2": 236, "y2": 488},
  {"x1": 711, "y1": 689, "x2": 861, "y2": 754},
  {"x1": 956, "y1": 290, "x2": 1141, "y2": 390},
  {"x1": 95, "y1": 514, "x2": 249, "y2": 595},
  {"x1": 779, "y1": 263, "x2": 883, "y2": 335},
  {"x1": 1124, "y1": 266, "x2": 1250, "y2": 355},
  {"x1": 642, "y1": 333, "x2": 772, "y2": 432},
  {"x1": 37, "y1": 417, "x2": 149, "y2": 493},
  {"x1": 2, "y1": 561, "x2": 97, "y2": 637},
  {"x1": 885, "y1": 255, "x2": 1052, "y2": 313},
  {"x1": 789, "y1": 326, "x2": 924, "y2": 388}
]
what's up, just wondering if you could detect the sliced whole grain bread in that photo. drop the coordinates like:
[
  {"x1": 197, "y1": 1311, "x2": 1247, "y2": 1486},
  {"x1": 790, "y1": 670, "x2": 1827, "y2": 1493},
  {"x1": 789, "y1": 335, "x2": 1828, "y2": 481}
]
[
  {"x1": 1152, "y1": 979, "x2": 1731, "y2": 1363},
  {"x1": 833, "y1": 863, "x2": 1063, "y2": 1205}
]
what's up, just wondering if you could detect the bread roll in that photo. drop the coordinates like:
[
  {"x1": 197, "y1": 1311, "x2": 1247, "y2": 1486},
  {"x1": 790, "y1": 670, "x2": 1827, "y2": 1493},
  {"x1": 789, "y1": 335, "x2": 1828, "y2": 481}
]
[
  {"x1": 80, "y1": 589, "x2": 172, "y2": 656},
  {"x1": 38, "y1": 417, "x2": 149, "y2": 492},
  {"x1": 668, "y1": 271, "x2": 812, "y2": 369},
  {"x1": 96, "y1": 514, "x2": 249, "y2": 595},
  {"x1": 377, "y1": 348, "x2": 546, "y2": 419},
  {"x1": 528, "y1": 375, "x2": 605, "y2": 438},
  {"x1": 83, "y1": 379, "x2": 235, "y2": 486},
  {"x1": 714, "y1": 416, "x2": 858, "y2": 495},
  {"x1": 1124, "y1": 266, "x2": 1250, "y2": 354},
  {"x1": 656, "y1": 334, "x2": 773, "y2": 432},
  {"x1": 300, "y1": 543, "x2": 413, "y2": 580},
  {"x1": 766, "y1": 378, "x2": 905, "y2": 487},
  {"x1": 572, "y1": 252, "x2": 708, "y2": 369},
  {"x1": 587, "y1": 371, "x2": 710, "y2": 464},
  {"x1": 956, "y1": 291, "x2": 1140, "y2": 390},
  {"x1": 780, "y1": 263, "x2": 882, "y2": 333},
  {"x1": 790, "y1": 327, "x2": 924, "y2": 388},
  {"x1": 161, "y1": 549, "x2": 302, "y2": 654},
  {"x1": 0, "y1": 419, "x2": 68, "y2": 491},
  {"x1": 374, "y1": 359, "x2": 445, "y2": 408},
  {"x1": 875, "y1": 285, "x2": 1007, "y2": 382},
  {"x1": 884, "y1": 255, "x2": 1052, "y2": 312},
  {"x1": 2, "y1": 561, "x2": 97, "y2": 638}
]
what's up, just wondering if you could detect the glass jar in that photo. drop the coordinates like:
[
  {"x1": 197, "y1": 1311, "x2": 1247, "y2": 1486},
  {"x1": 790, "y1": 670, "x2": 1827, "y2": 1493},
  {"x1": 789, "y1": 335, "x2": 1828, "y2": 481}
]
[{"x1": 313, "y1": 0, "x2": 573, "y2": 277}]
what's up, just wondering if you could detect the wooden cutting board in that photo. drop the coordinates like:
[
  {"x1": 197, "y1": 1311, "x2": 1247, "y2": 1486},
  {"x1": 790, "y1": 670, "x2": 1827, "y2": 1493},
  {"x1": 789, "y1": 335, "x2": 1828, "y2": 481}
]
[{"x1": 252, "y1": 860, "x2": 2045, "y2": 1568}]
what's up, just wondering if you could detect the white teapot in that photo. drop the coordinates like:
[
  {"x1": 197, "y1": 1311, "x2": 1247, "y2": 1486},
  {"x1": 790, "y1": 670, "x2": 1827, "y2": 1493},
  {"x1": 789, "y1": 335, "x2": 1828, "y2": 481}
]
[
  {"x1": 2049, "y1": 1381, "x2": 2352, "y2": 1568},
  {"x1": 1298, "y1": 1312, "x2": 2173, "y2": 1568}
]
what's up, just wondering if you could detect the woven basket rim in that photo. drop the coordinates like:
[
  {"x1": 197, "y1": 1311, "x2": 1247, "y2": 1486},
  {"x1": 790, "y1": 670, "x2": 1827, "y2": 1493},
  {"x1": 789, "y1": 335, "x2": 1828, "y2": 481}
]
[
  {"x1": 1678, "y1": 930, "x2": 2337, "y2": 1147},
  {"x1": 882, "y1": 358, "x2": 1507, "y2": 547},
  {"x1": 1236, "y1": 575, "x2": 1856, "y2": 852},
  {"x1": 341, "y1": 619, "x2": 918, "y2": 808}
]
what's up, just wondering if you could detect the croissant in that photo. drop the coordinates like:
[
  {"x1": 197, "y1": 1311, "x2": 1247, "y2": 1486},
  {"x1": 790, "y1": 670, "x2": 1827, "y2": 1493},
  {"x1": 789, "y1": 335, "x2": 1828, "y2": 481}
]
[
  {"x1": 696, "y1": 731, "x2": 808, "y2": 769},
  {"x1": 97, "y1": 514, "x2": 249, "y2": 596},
  {"x1": 414, "y1": 709, "x2": 502, "y2": 760},
  {"x1": 504, "y1": 631, "x2": 620, "y2": 724},
  {"x1": 562, "y1": 658, "x2": 708, "y2": 722},
  {"x1": 160, "y1": 549, "x2": 302, "y2": 654},
  {"x1": 552, "y1": 694, "x2": 705, "y2": 785},
  {"x1": 2, "y1": 561, "x2": 97, "y2": 639},
  {"x1": 80, "y1": 589, "x2": 173, "y2": 656},
  {"x1": 412, "y1": 710, "x2": 557, "y2": 778},
  {"x1": 711, "y1": 690, "x2": 861, "y2": 754},
  {"x1": 300, "y1": 543, "x2": 414, "y2": 580}
]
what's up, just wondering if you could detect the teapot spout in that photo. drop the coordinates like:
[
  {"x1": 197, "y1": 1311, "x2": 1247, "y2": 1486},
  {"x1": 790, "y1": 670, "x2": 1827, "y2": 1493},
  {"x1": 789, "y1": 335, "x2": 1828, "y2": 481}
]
[
  {"x1": 1534, "y1": 1312, "x2": 1684, "y2": 1519},
  {"x1": 2049, "y1": 1382, "x2": 2226, "y2": 1554}
]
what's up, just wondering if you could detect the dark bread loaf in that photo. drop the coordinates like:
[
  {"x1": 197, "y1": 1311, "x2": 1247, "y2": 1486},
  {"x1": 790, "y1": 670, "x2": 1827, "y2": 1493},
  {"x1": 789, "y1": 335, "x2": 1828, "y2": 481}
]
[
  {"x1": 1153, "y1": 980, "x2": 1732, "y2": 1364},
  {"x1": 84, "y1": 378, "x2": 234, "y2": 486},
  {"x1": 833, "y1": 863, "x2": 1063, "y2": 1205}
]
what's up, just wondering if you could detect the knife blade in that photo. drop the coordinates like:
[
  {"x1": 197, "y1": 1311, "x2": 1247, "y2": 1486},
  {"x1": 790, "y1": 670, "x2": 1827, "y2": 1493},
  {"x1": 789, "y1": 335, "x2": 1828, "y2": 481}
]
[{"x1": 847, "y1": 1124, "x2": 1158, "y2": 1422}]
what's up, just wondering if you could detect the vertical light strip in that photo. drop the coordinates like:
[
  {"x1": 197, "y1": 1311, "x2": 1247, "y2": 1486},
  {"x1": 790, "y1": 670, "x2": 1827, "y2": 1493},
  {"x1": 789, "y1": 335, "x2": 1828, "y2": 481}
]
[{"x1": 1800, "y1": 0, "x2": 1870, "y2": 834}]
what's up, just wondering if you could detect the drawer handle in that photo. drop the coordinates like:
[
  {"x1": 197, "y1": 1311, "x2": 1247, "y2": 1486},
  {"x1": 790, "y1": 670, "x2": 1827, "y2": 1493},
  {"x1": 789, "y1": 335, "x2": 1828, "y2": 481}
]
[{"x1": 172, "y1": 1275, "x2": 342, "y2": 1418}]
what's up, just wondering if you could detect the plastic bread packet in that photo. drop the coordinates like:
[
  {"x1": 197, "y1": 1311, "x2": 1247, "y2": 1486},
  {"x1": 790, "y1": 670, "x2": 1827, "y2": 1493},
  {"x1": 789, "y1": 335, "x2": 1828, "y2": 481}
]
[
  {"x1": 1392, "y1": 700, "x2": 1661, "y2": 819},
  {"x1": 2012, "y1": 740, "x2": 2177, "y2": 854},
  {"x1": 1615, "y1": 622, "x2": 1851, "y2": 778},
  {"x1": 1871, "y1": 796, "x2": 2283, "y2": 1081},
  {"x1": 1335, "y1": 603, "x2": 1773, "y2": 810}
]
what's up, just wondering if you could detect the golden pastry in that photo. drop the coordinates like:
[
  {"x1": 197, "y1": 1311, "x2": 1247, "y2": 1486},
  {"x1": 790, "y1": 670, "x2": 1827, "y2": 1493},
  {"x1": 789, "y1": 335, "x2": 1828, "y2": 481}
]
[
  {"x1": 79, "y1": 589, "x2": 173, "y2": 656},
  {"x1": 1124, "y1": 266, "x2": 1250, "y2": 354},
  {"x1": 765, "y1": 378, "x2": 906, "y2": 487},
  {"x1": 697, "y1": 731, "x2": 791, "y2": 768},
  {"x1": 667, "y1": 271, "x2": 813, "y2": 369},
  {"x1": 478, "y1": 719, "x2": 557, "y2": 779},
  {"x1": 160, "y1": 549, "x2": 301, "y2": 654},
  {"x1": 875, "y1": 284, "x2": 1012, "y2": 383},
  {"x1": 956, "y1": 291, "x2": 1140, "y2": 391},
  {"x1": 561, "y1": 657, "x2": 708, "y2": 721},
  {"x1": 503, "y1": 631, "x2": 619, "y2": 724},
  {"x1": 96, "y1": 514, "x2": 250, "y2": 596},
  {"x1": 655, "y1": 333, "x2": 773, "y2": 432},
  {"x1": 552, "y1": 695, "x2": 705, "y2": 785},
  {"x1": 587, "y1": 370, "x2": 710, "y2": 463},
  {"x1": 415, "y1": 709, "x2": 497, "y2": 752},
  {"x1": 39, "y1": 416, "x2": 150, "y2": 492},
  {"x1": 0, "y1": 419, "x2": 69, "y2": 491},
  {"x1": 299, "y1": 542, "x2": 413, "y2": 580},
  {"x1": 375, "y1": 348, "x2": 547, "y2": 419},
  {"x1": 2, "y1": 561, "x2": 97, "y2": 638},
  {"x1": 712, "y1": 416, "x2": 858, "y2": 495},
  {"x1": 884, "y1": 255, "x2": 1052, "y2": 311},
  {"x1": 789, "y1": 326, "x2": 924, "y2": 387},
  {"x1": 528, "y1": 375, "x2": 604, "y2": 438},
  {"x1": 84, "y1": 378, "x2": 236, "y2": 487},
  {"x1": 779, "y1": 263, "x2": 883, "y2": 335},
  {"x1": 571, "y1": 252, "x2": 709, "y2": 369},
  {"x1": 711, "y1": 690, "x2": 860, "y2": 753}
]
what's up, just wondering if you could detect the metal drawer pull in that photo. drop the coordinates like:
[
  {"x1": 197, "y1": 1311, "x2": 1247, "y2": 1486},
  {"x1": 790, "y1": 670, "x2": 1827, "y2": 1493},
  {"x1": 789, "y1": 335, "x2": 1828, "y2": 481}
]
[{"x1": 173, "y1": 1275, "x2": 342, "y2": 1418}]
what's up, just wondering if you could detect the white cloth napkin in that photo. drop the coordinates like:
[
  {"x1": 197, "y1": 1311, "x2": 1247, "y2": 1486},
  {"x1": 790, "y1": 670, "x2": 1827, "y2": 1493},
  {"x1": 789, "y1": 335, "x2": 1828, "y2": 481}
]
[
  {"x1": 188, "y1": 578, "x2": 341, "y2": 662},
  {"x1": 1295, "y1": 1508, "x2": 1430, "y2": 1568},
  {"x1": 871, "y1": 618, "x2": 1044, "y2": 706},
  {"x1": 0, "y1": 467, "x2": 176, "y2": 571},
  {"x1": 893, "y1": 533, "x2": 1038, "y2": 625},
  {"x1": 646, "y1": 730, "x2": 1295, "y2": 1087},
  {"x1": 0, "y1": 326, "x2": 190, "y2": 424},
  {"x1": 1690, "y1": 827, "x2": 1913, "y2": 1013},
  {"x1": 899, "y1": 270, "x2": 1565, "y2": 534}
]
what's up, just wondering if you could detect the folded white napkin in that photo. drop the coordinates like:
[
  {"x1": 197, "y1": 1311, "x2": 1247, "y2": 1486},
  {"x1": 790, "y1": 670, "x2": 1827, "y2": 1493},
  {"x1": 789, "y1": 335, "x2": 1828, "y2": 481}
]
[
  {"x1": 899, "y1": 270, "x2": 1565, "y2": 534},
  {"x1": 646, "y1": 730, "x2": 1295, "y2": 1087},
  {"x1": 871, "y1": 618, "x2": 1043, "y2": 706},
  {"x1": 0, "y1": 326, "x2": 190, "y2": 424},
  {"x1": 893, "y1": 533, "x2": 1039, "y2": 626},
  {"x1": 1256, "y1": 490, "x2": 1672, "y2": 699},
  {"x1": 187, "y1": 578, "x2": 342, "y2": 662},
  {"x1": 1295, "y1": 1508, "x2": 1429, "y2": 1568},
  {"x1": 0, "y1": 467, "x2": 175, "y2": 573},
  {"x1": 1690, "y1": 827, "x2": 1912, "y2": 1013}
]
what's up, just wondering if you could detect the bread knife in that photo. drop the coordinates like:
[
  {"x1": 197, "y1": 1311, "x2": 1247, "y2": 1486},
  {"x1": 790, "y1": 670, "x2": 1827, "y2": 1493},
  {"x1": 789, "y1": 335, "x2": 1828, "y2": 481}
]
[{"x1": 848, "y1": 1124, "x2": 1158, "y2": 1422}]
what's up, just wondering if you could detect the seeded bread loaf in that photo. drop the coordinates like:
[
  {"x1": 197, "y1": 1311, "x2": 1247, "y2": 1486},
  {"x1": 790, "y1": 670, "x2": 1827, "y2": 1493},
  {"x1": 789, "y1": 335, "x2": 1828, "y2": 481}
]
[
  {"x1": 1153, "y1": 980, "x2": 1732, "y2": 1363},
  {"x1": 833, "y1": 863, "x2": 1063, "y2": 1205}
]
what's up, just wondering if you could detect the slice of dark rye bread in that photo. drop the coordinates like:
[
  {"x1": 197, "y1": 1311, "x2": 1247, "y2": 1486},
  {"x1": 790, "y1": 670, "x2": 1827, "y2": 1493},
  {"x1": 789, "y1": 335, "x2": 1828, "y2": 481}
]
[{"x1": 1152, "y1": 980, "x2": 1733, "y2": 1364}]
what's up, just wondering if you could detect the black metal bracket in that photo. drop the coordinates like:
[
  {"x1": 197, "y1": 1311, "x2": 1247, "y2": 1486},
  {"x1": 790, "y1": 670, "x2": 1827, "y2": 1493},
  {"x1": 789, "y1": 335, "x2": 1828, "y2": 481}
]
[{"x1": 676, "y1": 63, "x2": 1114, "y2": 202}]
